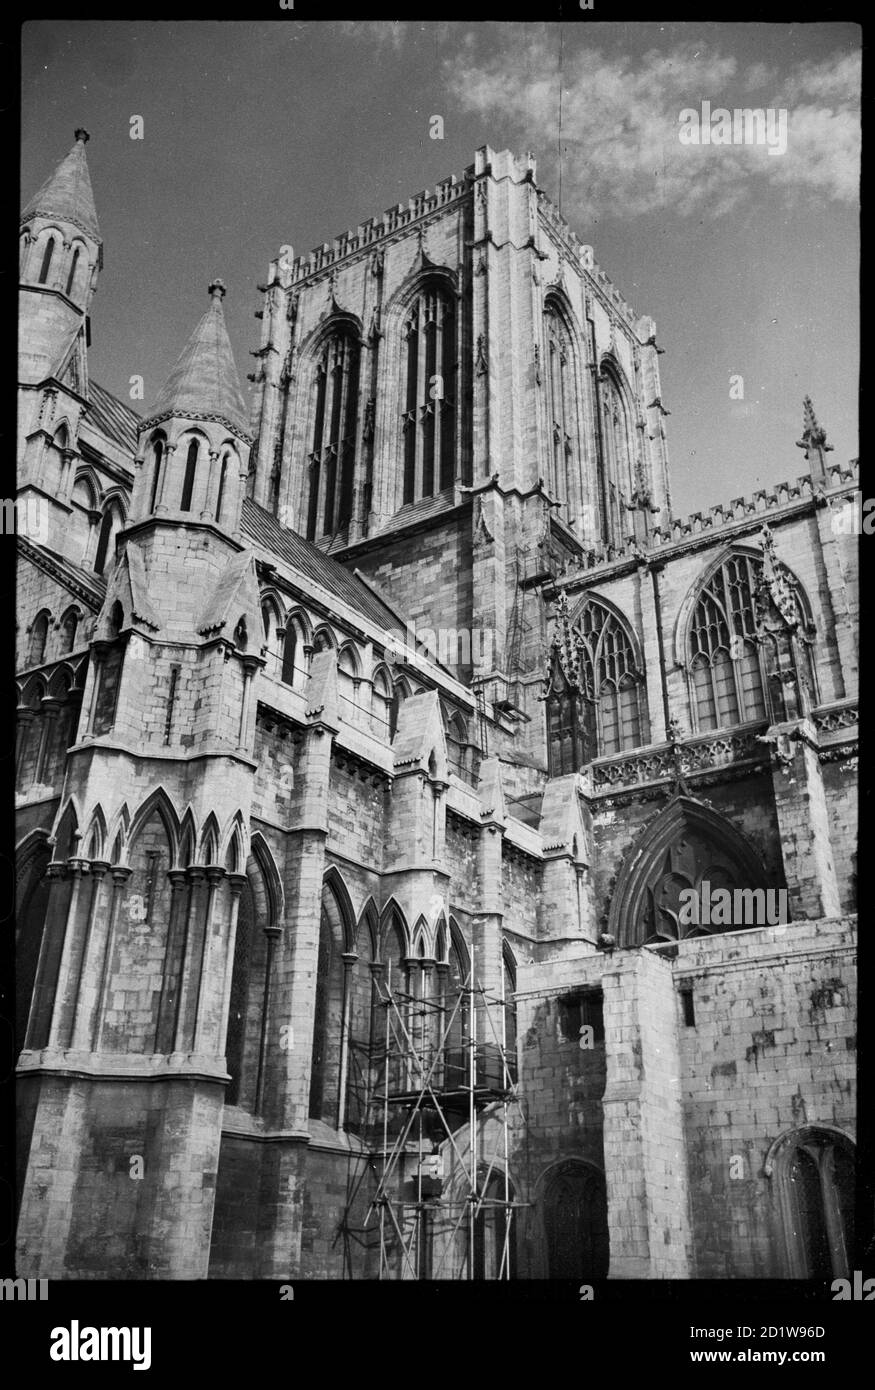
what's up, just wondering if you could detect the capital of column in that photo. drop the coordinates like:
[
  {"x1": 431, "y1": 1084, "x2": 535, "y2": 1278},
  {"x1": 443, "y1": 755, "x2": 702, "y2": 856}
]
[{"x1": 227, "y1": 872, "x2": 249, "y2": 898}]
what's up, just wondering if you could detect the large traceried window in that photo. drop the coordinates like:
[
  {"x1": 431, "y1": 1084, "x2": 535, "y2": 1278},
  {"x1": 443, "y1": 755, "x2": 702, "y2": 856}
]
[
  {"x1": 306, "y1": 330, "x2": 360, "y2": 541},
  {"x1": 600, "y1": 366, "x2": 635, "y2": 541},
  {"x1": 546, "y1": 598, "x2": 644, "y2": 774},
  {"x1": 401, "y1": 285, "x2": 456, "y2": 505},
  {"x1": 544, "y1": 303, "x2": 578, "y2": 510},
  {"x1": 577, "y1": 600, "x2": 643, "y2": 756},
  {"x1": 689, "y1": 555, "x2": 768, "y2": 731}
]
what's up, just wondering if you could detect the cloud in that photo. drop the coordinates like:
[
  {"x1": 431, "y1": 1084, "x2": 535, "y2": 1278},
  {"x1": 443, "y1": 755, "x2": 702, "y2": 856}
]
[{"x1": 442, "y1": 34, "x2": 860, "y2": 219}]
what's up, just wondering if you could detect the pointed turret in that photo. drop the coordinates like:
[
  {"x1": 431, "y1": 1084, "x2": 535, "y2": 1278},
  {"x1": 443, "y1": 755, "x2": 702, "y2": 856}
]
[
  {"x1": 21, "y1": 127, "x2": 100, "y2": 240},
  {"x1": 19, "y1": 128, "x2": 102, "y2": 390},
  {"x1": 132, "y1": 282, "x2": 251, "y2": 536},
  {"x1": 144, "y1": 279, "x2": 248, "y2": 438}
]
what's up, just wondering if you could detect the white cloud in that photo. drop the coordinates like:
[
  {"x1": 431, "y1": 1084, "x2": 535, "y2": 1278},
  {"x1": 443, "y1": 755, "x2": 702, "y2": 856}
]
[{"x1": 442, "y1": 35, "x2": 860, "y2": 219}]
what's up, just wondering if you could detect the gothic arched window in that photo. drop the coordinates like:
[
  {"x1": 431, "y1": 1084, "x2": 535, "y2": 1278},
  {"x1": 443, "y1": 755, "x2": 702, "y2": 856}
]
[
  {"x1": 577, "y1": 600, "x2": 643, "y2": 756},
  {"x1": 546, "y1": 599, "x2": 643, "y2": 772},
  {"x1": 57, "y1": 608, "x2": 79, "y2": 656},
  {"x1": 600, "y1": 366, "x2": 635, "y2": 541},
  {"x1": 65, "y1": 247, "x2": 81, "y2": 298},
  {"x1": 543, "y1": 1161, "x2": 610, "y2": 1280},
  {"x1": 16, "y1": 839, "x2": 53, "y2": 1055},
  {"x1": 768, "y1": 1128, "x2": 855, "y2": 1280},
  {"x1": 401, "y1": 284, "x2": 456, "y2": 505},
  {"x1": 545, "y1": 655, "x2": 584, "y2": 777},
  {"x1": 543, "y1": 303, "x2": 578, "y2": 510},
  {"x1": 28, "y1": 611, "x2": 51, "y2": 666},
  {"x1": 38, "y1": 236, "x2": 55, "y2": 285},
  {"x1": 371, "y1": 667, "x2": 394, "y2": 738},
  {"x1": 180, "y1": 440, "x2": 198, "y2": 513},
  {"x1": 607, "y1": 795, "x2": 777, "y2": 948},
  {"x1": 215, "y1": 452, "x2": 230, "y2": 524},
  {"x1": 309, "y1": 882, "x2": 349, "y2": 1123},
  {"x1": 688, "y1": 554, "x2": 766, "y2": 730},
  {"x1": 148, "y1": 437, "x2": 164, "y2": 513},
  {"x1": 93, "y1": 506, "x2": 120, "y2": 575},
  {"x1": 306, "y1": 330, "x2": 360, "y2": 540},
  {"x1": 280, "y1": 623, "x2": 296, "y2": 685}
]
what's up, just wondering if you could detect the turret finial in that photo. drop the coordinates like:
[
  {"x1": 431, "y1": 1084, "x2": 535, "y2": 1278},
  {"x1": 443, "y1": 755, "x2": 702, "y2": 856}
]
[
  {"x1": 209, "y1": 278, "x2": 227, "y2": 301},
  {"x1": 74, "y1": 127, "x2": 90, "y2": 145}
]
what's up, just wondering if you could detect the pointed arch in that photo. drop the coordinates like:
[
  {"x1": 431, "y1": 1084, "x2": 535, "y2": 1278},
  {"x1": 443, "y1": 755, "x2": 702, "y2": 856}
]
[
  {"x1": 105, "y1": 803, "x2": 130, "y2": 865},
  {"x1": 27, "y1": 609, "x2": 52, "y2": 666},
  {"x1": 38, "y1": 233, "x2": 57, "y2": 285},
  {"x1": 93, "y1": 502, "x2": 123, "y2": 576},
  {"x1": 309, "y1": 870, "x2": 356, "y2": 1122},
  {"x1": 536, "y1": 1155, "x2": 610, "y2": 1280},
  {"x1": 598, "y1": 353, "x2": 637, "y2": 544},
  {"x1": 311, "y1": 623, "x2": 337, "y2": 654},
  {"x1": 47, "y1": 664, "x2": 74, "y2": 700},
  {"x1": 198, "y1": 812, "x2": 221, "y2": 866},
  {"x1": 543, "y1": 289, "x2": 585, "y2": 519},
  {"x1": 322, "y1": 864, "x2": 357, "y2": 950},
  {"x1": 221, "y1": 813, "x2": 247, "y2": 877},
  {"x1": 606, "y1": 794, "x2": 775, "y2": 948},
  {"x1": 15, "y1": 828, "x2": 53, "y2": 1055},
  {"x1": 412, "y1": 915, "x2": 430, "y2": 959},
  {"x1": 355, "y1": 895, "x2": 379, "y2": 958},
  {"x1": 71, "y1": 466, "x2": 100, "y2": 512},
  {"x1": 83, "y1": 805, "x2": 107, "y2": 861},
  {"x1": 389, "y1": 270, "x2": 459, "y2": 507},
  {"x1": 57, "y1": 605, "x2": 82, "y2": 656},
  {"x1": 248, "y1": 831, "x2": 283, "y2": 926},
  {"x1": 128, "y1": 787, "x2": 180, "y2": 865},
  {"x1": 766, "y1": 1126, "x2": 856, "y2": 1279},
  {"x1": 379, "y1": 897, "x2": 410, "y2": 960},
  {"x1": 178, "y1": 809, "x2": 197, "y2": 869},
  {"x1": 51, "y1": 798, "x2": 80, "y2": 861},
  {"x1": 300, "y1": 317, "x2": 363, "y2": 539}
]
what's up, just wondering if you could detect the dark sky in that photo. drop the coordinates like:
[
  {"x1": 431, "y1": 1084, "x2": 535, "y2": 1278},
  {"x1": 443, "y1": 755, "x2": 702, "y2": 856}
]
[{"x1": 21, "y1": 20, "x2": 859, "y2": 518}]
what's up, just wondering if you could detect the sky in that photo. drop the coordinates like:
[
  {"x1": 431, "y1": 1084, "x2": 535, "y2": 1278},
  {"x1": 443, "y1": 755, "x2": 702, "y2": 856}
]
[{"x1": 21, "y1": 19, "x2": 860, "y2": 519}]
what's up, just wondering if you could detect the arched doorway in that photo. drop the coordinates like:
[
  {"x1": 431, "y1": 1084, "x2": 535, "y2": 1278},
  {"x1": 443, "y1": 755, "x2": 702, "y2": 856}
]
[
  {"x1": 767, "y1": 1127, "x2": 856, "y2": 1278},
  {"x1": 542, "y1": 1159, "x2": 610, "y2": 1280}
]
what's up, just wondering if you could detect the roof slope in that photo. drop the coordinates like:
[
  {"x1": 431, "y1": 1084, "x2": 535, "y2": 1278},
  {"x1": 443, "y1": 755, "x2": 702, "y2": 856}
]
[
  {"x1": 21, "y1": 129, "x2": 100, "y2": 240},
  {"x1": 146, "y1": 281, "x2": 249, "y2": 438},
  {"x1": 241, "y1": 498, "x2": 406, "y2": 635},
  {"x1": 87, "y1": 380, "x2": 141, "y2": 454}
]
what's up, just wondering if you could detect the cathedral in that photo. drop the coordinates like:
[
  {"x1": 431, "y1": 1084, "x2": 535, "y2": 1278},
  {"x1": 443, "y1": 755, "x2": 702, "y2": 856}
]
[{"x1": 15, "y1": 130, "x2": 858, "y2": 1281}]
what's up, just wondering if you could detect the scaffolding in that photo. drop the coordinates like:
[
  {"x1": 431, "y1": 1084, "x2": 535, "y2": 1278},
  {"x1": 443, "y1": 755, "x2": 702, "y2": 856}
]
[{"x1": 336, "y1": 948, "x2": 527, "y2": 1280}]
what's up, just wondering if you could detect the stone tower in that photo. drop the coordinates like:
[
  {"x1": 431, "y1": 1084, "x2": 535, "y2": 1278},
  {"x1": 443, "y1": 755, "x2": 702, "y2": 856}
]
[
  {"x1": 248, "y1": 147, "x2": 672, "y2": 761},
  {"x1": 18, "y1": 129, "x2": 102, "y2": 555},
  {"x1": 16, "y1": 280, "x2": 264, "y2": 1279}
]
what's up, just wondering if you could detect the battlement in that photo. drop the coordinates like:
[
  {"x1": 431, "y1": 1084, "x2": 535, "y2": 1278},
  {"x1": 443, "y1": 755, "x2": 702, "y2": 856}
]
[
  {"x1": 276, "y1": 171, "x2": 469, "y2": 286},
  {"x1": 560, "y1": 459, "x2": 860, "y2": 578},
  {"x1": 537, "y1": 189, "x2": 639, "y2": 331},
  {"x1": 268, "y1": 143, "x2": 638, "y2": 334}
]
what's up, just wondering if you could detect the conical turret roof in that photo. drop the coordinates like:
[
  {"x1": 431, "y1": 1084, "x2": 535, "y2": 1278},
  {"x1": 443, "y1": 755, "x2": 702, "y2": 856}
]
[
  {"x1": 21, "y1": 128, "x2": 100, "y2": 240},
  {"x1": 147, "y1": 280, "x2": 249, "y2": 438}
]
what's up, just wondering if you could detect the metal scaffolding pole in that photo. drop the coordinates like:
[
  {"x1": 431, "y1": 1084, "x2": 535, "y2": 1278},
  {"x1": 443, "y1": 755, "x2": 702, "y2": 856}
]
[{"x1": 339, "y1": 947, "x2": 526, "y2": 1280}]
